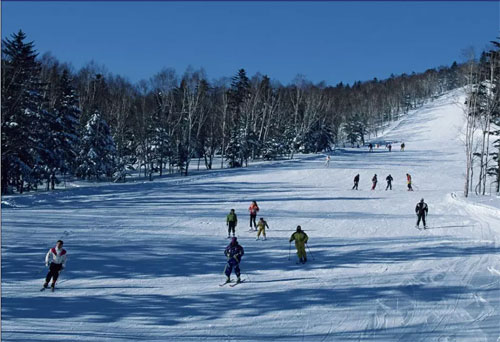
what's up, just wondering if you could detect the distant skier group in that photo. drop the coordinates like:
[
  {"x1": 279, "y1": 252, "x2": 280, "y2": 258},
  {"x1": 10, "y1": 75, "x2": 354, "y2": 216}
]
[
  {"x1": 352, "y1": 173, "x2": 413, "y2": 191},
  {"x1": 367, "y1": 141, "x2": 405, "y2": 153},
  {"x1": 227, "y1": 201, "x2": 269, "y2": 240}
]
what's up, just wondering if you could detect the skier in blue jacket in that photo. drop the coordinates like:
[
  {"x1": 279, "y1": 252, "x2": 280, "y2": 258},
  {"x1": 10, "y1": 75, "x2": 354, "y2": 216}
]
[{"x1": 224, "y1": 237, "x2": 244, "y2": 284}]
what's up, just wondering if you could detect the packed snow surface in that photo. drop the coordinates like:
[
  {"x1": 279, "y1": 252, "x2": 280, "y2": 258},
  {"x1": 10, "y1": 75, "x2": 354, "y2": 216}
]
[{"x1": 2, "y1": 90, "x2": 500, "y2": 341}]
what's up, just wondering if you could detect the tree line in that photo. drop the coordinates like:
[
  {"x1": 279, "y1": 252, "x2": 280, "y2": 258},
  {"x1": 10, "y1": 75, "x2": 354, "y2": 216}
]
[
  {"x1": 2, "y1": 30, "x2": 472, "y2": 194},
  {"x1": 463, "y1": 39, "x2": 500, "y2": 197}
]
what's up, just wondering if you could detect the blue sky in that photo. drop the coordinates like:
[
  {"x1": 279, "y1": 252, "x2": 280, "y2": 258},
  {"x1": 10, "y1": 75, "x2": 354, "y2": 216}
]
[{"x1": 2, "y1": 1, "x2": 499, "y2": 85}]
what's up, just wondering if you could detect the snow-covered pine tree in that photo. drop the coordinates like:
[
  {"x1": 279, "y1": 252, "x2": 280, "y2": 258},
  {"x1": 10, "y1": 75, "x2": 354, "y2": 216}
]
[
  {"x1": 1, "y1": 30, "x2": 48, "y2": 193},
  {"x1": 52, "y1": 69, "x2": 81, "y2": 186},
  {"x1": 302, "y1": 121, "x2": 334, "y2": 153},
  {"x1": 149, "y1": 126, "x2": 171, "y2": 177},
  {"x1": 75, "y1": 111, "x2": 117, "y2": 180},
  {"x1": 225, "y1": 126, "x2": 242, "y2": 168}
]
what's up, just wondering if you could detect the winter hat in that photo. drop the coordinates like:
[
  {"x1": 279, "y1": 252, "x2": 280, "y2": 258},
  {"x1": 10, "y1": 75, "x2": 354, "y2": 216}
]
[
  {"x1": 231, "y1": 237, "x2": 238, "y2": 244},
  {"x1": 296, "y1": 225, "x2": 302, "y2": 232},
  {"x1": 420, "y1": 198, "x2": 424, "y2": 203}
]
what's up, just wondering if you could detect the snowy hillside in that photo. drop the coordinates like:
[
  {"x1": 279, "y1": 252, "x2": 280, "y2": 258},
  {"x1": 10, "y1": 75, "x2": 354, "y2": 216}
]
[{"x1": 2, "y1": 90, "x2": 499, "y2": 341}]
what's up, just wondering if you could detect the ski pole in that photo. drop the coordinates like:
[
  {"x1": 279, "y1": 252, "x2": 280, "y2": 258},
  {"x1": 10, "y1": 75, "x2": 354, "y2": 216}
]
[
  {"x1": 56, "y1": 270, "x2": 67, "y2": 286},
  {"x1": 38, "y1": 264, "x2": 49, "y2": 274},
  {"x1": 239, "y1": 264, "x2": 250, "y2": 282},
  {"x1": 306, "y1": 243, "x2": 315, "y2": 260}
]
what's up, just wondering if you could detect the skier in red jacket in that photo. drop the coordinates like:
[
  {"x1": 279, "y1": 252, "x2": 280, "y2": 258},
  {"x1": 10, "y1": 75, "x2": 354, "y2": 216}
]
[{"x1": 43, "y1": 240, "x2": 67, "y2": 291}]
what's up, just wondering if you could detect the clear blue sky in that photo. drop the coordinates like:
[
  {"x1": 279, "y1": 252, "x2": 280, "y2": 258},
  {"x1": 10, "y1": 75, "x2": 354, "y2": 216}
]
[{"x1": 2, "y1": 1, "x2": 499, "y2": 85}]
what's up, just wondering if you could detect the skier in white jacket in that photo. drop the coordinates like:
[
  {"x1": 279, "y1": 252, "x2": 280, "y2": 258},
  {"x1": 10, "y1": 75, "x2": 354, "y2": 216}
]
[{"x1": 43, "y1": 240, "x2": 67, "y2": 290}]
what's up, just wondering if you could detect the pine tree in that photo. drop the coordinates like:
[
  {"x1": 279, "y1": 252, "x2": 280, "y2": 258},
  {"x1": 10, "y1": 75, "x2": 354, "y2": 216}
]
[
  {"x1": 52, "y1": 69, "x2": 81, "y2": 184},
  {"x1": 229, "y1": 69, "x2": 250, "y2": 114},
  {"x1": 342, "y1": 114, "x2": 367, "y2": 146},
  {"x1": 225, "y1": 126, "x2": 242, "y2": 168},
  {"x1": 302, "y1": 121, "x2": 334, "y2": 153},
  {"x1": 75, "y1": 111, "x2": 117, "y2": 180},
  {"x1": 1, "y1": 30, "x2": 47, "y2": 193}
]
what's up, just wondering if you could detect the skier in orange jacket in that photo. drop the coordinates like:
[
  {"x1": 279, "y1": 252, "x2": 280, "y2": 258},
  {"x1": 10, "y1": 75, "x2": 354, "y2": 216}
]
[{"x1": 248, "y1": 201, "x2": 259, "y2": 230}]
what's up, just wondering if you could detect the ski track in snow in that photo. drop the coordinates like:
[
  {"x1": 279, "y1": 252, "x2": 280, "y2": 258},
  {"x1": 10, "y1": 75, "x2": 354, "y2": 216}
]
[{"x1": 2, "y1": 90, "x2": 500, "y2": 341}]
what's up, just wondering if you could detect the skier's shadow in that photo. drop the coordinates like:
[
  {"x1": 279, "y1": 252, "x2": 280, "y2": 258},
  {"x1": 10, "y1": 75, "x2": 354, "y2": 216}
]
[
  {"x1": 246, "y1": 277, "x2": 317, "y2": 284},
  {"x1": 424, "y1": 225, "x2": 469, "y2": 229}
]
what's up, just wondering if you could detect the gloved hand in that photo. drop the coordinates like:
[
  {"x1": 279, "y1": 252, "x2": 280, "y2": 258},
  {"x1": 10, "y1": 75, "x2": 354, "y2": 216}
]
[{"x1": 45, "y1": 263, "x2": 49, "y2": 267}]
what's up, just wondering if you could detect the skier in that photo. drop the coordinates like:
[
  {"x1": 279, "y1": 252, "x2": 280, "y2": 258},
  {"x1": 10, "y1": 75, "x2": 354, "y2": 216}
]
[
  {"x1": 406, "y1": 173, "x2": 413, "y2": 191},
  {"x1": 223, "y1": 237, "x2": 244, "y2": 284},
  {"x1": 352, "y1": 174, "x2": 360, "y2": 190},
  {"x1": 226, "y1": 209, "x2": 238, "y2": 238},
  {"x1": 368, "y1": 143, "x2": 373, "y2": 152},
  {"x1": 248, "y1": 201, "x2": 259, "y2": 230},
  {"x1": 289, "y1": 226, "x2": 309, "y2": 264},
  {"x1": 385, "y1": 174, "x2": 393, "y2": 190},
  {"x1": 256, "y1": 217, "x2": 270, "y2": 240},
  {"x1": 325, "y1": 155, "x2": 331, "y2": 167},
  {"x1": 43, "y1": 240, "x2": 67, "y2": 291},
  {"x1": 401, "y1": 142, "x2": 405, "y2": 151},
  {"x1": 415, "y1": 198, "x2": 428, "y2": 229},
  {"x1": 388, "y1": 144, "x2": 392, "y2": 152},
  {"x1": 371, "y1": 174, "x2": 378, "y2": 190}
]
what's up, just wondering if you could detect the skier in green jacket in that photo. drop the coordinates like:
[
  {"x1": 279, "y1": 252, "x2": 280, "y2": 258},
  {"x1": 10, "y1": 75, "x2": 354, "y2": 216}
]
[{"x1": 226, "y1": 209, "x2": 238, "y2": 238}]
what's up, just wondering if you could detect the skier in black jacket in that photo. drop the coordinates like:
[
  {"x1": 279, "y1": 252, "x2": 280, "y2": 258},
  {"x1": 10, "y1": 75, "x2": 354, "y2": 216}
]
[
  {"x1": 415, "y1": 198, "x2": 428, "y2": 229},
  {"x1": 371, "y1": 174, "x2": 377, "y2": 190},
  {"x1": 352, "y1": 174, "x2": 360, "y2": 190},
  {"x1": 385, "y1": 174, "x2": 393, "y2": 190}
]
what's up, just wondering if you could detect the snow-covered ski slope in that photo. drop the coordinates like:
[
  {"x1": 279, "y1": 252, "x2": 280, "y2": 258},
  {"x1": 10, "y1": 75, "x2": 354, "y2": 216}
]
[{"x1": 2, "y1": 90, "x2": 500, "y2": 341}]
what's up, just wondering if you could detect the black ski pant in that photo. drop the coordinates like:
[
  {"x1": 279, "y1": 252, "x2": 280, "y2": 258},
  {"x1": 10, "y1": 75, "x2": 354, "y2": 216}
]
[
  {"x1": 386, "y1": 182, "x2": 392, "y2": 190},
  {"x1": 416, "y1": 214, "x2": 426, "y2": 227},
  {"x1": 250, "y1": 214, "x2": 257, "y2": 229},
  {"x1": 45, "y1": 262, "x2": 63, "y2": 285},
  {"x1": 228, "y1": 221, "x2": 236, "y2": 235},
  {"x1": 352, "y1": 181, "x2": 359, "y2": 190}
]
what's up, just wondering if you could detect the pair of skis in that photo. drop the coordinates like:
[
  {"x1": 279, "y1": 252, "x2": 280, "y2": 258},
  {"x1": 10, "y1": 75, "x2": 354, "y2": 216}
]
[{"x1": 219, "y1": 279, "x2": 246, "y2": 287}]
